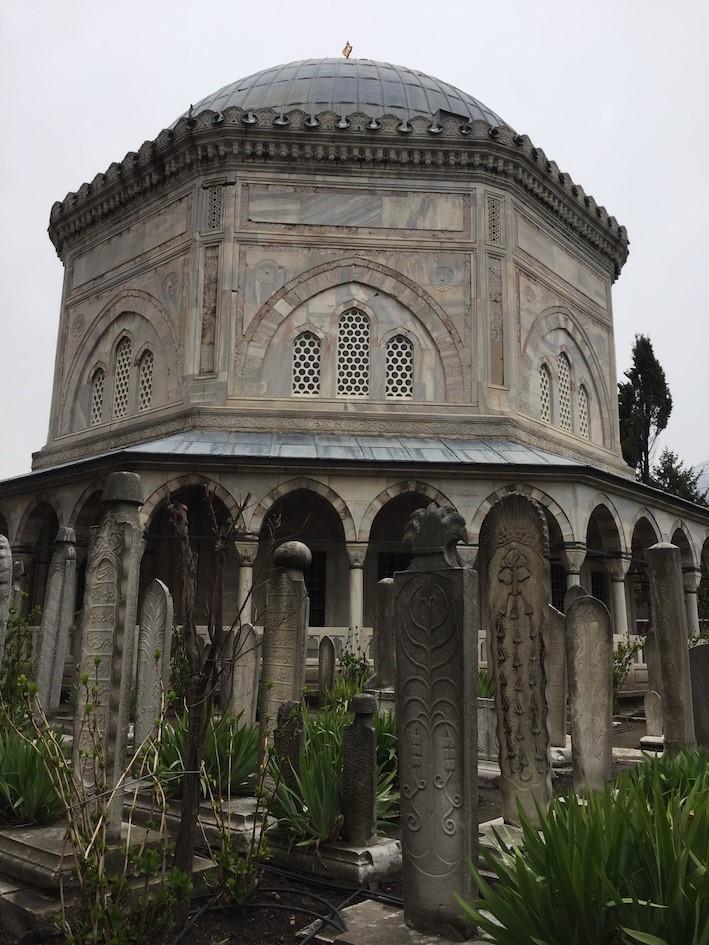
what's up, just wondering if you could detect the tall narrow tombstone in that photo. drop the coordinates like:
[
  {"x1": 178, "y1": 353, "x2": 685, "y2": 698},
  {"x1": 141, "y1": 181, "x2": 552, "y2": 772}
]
[
  {"x1": 10, "y1": 560, "x2": 26, "y2": 620},
  {"x1": 545, "y1": 604, "x2": 567, "y2": 747},
  {"x1": 72, "y1": 472, "x2": 145, "y2": 839},
  {"x1": 394, "y1": 504, "x2": 477, "y2": 940},
  {"x1": 689, "y1": 645, "x2": 709, "y2": 750},
  {"x1": 366, "y1": 578, "x2": 395, "y2": 690},
  {"x1": 35, "y1": 528, "x2": 77, "y2": 717},
  {"x1": 318, "y1": 635, "x2": 336, "y2": 702},
  {"x1": 225, "y1": 623, "x2": 259, "y2": 723},
  {"x1": 273, "y1": 700, "x2": 304, "y2": 794},
  {"x1": 644, "y1": 623, "x2": 663, "y2": 695},
  {"x1": 480, "y1": 493, "x2": 552, "y2": 826},
  {"x1": 644, "y1": 690, "x2": 663, "y2": 737},
  {"x1": 258, "y1": 541, "x2": 310, "y2": 746},
  {"x1": 565, "y1": 594, "x2": 613, "y2": 793},
  {"x1": 134, "y1": 579, "x2": 173, "y2": 748},
  {"x1": 0, "y1": 536, "x2": 11, "y2": 668},
  {"x1": 343, "y1": 693, "x2": 377, "y2": 846},
  {"x1": 646, "y1": 543, "x2": 696, "y2": 754}
]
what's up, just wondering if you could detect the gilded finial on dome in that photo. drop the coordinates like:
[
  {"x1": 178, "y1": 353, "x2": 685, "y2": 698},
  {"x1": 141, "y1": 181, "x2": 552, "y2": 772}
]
[{"x1": 342, "y1": 41, "x2": 353, "y2": 59}]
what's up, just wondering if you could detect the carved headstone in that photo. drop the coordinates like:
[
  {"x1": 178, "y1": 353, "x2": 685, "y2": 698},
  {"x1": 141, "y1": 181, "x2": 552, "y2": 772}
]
[
  {"x1": 72, "y1": 472, "x2": 145, "y2": 839},
  {"x1": 644, "y1": 624, "x2": 663, "y2": 695},
  {"x1": 10, "y1": 560, "x2": 26, "y2": 620},
  {"x1": 273, "y1": 700, "x2": 303, "y2": 794},
  {"x1": 258, "y1": 541, "x2": 310, "y2": 747},
  {"x1": 0, "y1": 536, "x2": 12, "y2": 668},
  {"x1": 134, "y1": 579, "x2": 173, "y2": 748},
  {"x1": 36, "y1": 528, "x2": 77, "y2": 717},
  {"x1": 646, "y1": 543, "x2": 696, "y2": 754},
  {"x1": 366, "y1": 578, "x2": 396, "y2": 690},
  {"x1": 644, "y1": 690, "x2": 663, "y2": 738},
  {"x1": 394, "y1": 504, "x2": 477, "y2": 940},
  {"x1": 225, "y1": 623, "x2": 259, "y2": 723},
  {"x1": 565, "y1": 594, "x2": 613, "y2": 793},
  {"x1": 545, "y1": 604, "x2": 567, "y2": 747},
  {"x1": 479, "y1": 493, "x2": 552, "y2": 825},
  {"x1": 563, "y1": 584, "x2": 587, "y2": 611},
  {"x1": 318, "y1": 635, "x2": 336, "y2": 702},
  {"x1": 343, "y1": 693, "x2": 377, "y2": 846},
  {"x1": 689, "y1": 645, "x2": 709, "y2": 750}
]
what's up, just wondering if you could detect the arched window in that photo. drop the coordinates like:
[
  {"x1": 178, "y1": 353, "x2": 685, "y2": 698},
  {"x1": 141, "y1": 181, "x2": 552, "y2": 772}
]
[
  {"x1": 138, "y1": 349, "x2": 154, "y2": 412},
  {"x1": 539, "y1": 364, "x2": 552, "y2": 423},
  {"x1": 385, "y1": 334, "x2": 414, "y2": 399},
  {"x1": 337, "y1": 309, "x2": 370, "y2": 397},
  {"x1": 90, "y1": 368, "x2": 105, "y2": 426},
  {"x1": 557, "y1": 352, "x2": 572, "y2": 431},
  {"x1": 578, "y1": 384, "x2": 590, "y2": 439},
  {"x1": 112, "y1": 337, "x2": 132, "y2": 419},
  {"x1": 292, "y1": 331, "x2": 321, "y2": 396}
]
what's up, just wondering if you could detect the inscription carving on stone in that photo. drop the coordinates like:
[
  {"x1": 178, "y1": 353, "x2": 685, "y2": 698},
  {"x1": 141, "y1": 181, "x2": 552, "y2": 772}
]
[
  {"x1": 36, "y1": 527, "x2": 77, "y2": 717},
  {"x1": 343, "y1": 694, "x2": 377, "y2": 846},
  {"x1": 200, "y1": 244, "x2": 219, "y2": 374},
  {"x1": 480, "y1": 493, "x2": 552, "y2": 825},
  {"x1": 488, "y1": 256, "x2": 504, "y2": 386},
  {"x1": 134, "y1": 579, "x2": 173, "y2": 747},
  {"x1": 565, "y1": 595, "x2": 613, "y2": 793},
  {"x1": 0, "y1": 536, "x2": 12, "y2": 668}
]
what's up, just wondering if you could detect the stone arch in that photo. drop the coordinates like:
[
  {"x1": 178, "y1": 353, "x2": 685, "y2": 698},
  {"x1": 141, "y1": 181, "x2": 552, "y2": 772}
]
[
  {"x1": 240, "y1": 256, "x2": 466, "y2": 401},
  {"x1": 628, "y1": 508, "x2": 662, "y2": 552},
  {"x1": 15, "y1": 494, "x2": 63, "y2": 547},
  {"x1": 249, "y1": 478, "x2": 356, "y2": 542},
  {"x1": 521, "y1": 306, "x2": 613, "y2": 447},
  {"x1": 670, "y1": 521, "x2": 698, "y2": 570},
  {"x1": 359, "y1": 481, "x2": 455, "y2": 542},
  {"x1": 141, "y1": 475, "x2": 243, "y2": 529},
  {"x1": 582, "y1": 493, "x2": 626, "y2": 554},
  {"x1": 469, "y1": 483, "x2": 574, "y2": 546},
  {"x1": 69, "y1": 479, "x2": 107, "y2": 529},
  {"x1": 0, "y1": 510, "x2": 8, "y2": 539}
]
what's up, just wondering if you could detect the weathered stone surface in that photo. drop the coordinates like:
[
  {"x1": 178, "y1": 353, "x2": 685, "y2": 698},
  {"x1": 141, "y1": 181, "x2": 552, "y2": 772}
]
[
  {"x1": 394, "y1": 503, "x2": 477, "y2": 940},
  {"x1": 565, "y1": 594, "x2": 613, "y2": 793},
  {"x1": 477, "y1": 697, "x2": 498, "y2": 761},
  {"x1": 644, "y1": 690, "x2": 663, "y2": 738},
  {"x1": 72, "y1": 472, "x2": 145, "y2": 839},
  {"x1": 259, "y1": 542, "x2": 310, "y2": 744},
  {"x1": 134, "y1": 579, "x2": 173, "y2": 748},
  {"x1": 318, "y1": 634, "x2": 336, "y2": 701},
  {"x1": 273, "y1": 701, "x2": 304, "y2": 794},
  {"x1": 689, "y1": 645, "x2": 709, "y2": 750},
  {"x1": 545, "y1": 604, "x2": 567, "y2": 747},
  {"x1": 366, "y1": 578, "x2": 395, "y2": 690},
  {"x1": 563, "y1": 584, "x2": 587, "y2": 611},
  {"x1": 226, "y1": 623, "x2": 259, "y2": 723},
  {"x1": 266, "y1": 828, "x2": 400, "y2": 886},
  {"x1": 343, "y1": 693, "x2": 377, "y2": 846},
  {"x1": 479, "y1": 493, "x2": 552, "y2": 826},
  {"x1": 0, "y1": 536, "x2": 12, "y2": 668},
  {"x1": 646, "y1": 543, "x2": 696, "y2": 754},
  {"x1": 36, "y1": 528, "x2": 77, "y2": 717},
  {"x1": 644, "y1": 624, "x2": 663, "y2": 695}
]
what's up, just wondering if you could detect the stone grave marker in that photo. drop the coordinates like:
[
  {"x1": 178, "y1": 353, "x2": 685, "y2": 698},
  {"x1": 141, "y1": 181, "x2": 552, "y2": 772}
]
[
  {"x1": 343, "y1": 693, "x2": 377, "y2": 846},
  {"x1": 318, "y1": 634, "x2": 336, "y2": 702},
  {"x1": 689, "y1": 645, "x2": 709, "y2": 750},
  {"x1": 394, "y1": 503, "x2": 477, "y2": 940},
  {"x1": 273, "y1": 701, "x2": 304, "y2": 794},
  {"x1": 366, "y1": 577, "x2": 395, "y2": 690},
  {"x1": 565, "y1": 594, "x2": 613, "y2": 793},
  {"x1": 134, "y1": 579, "x2": 173, "y2": 748},
  {"x1": 225, "y1": 623, "x2": 259, "y2": 724},
  {"x1": 545, "y1": 604, "x2": 567, "y2": 748},
  {"x1": 644, "y1": 690, "x2": 663, "y2": 737},
  {"x1": 0, "y1": 536, "x2": 11, "y2": 668},
  {"x1": 35, "y1": 528, "x2": 77, "y2": 718}
]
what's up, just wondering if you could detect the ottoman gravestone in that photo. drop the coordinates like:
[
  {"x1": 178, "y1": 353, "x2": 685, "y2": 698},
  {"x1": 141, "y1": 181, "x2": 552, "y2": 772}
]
[
  {"x1": 36, "y1": 527, "x2": 78, "y2": 718},
  {"x1": 343, "y1": 693, "x2": 378, "y2": 846},
  {"x1": 0, "y1": 536, "x2": 12, "y2": 667},
  {"x1": 225, "y1": 623, "x2": 260, "y2": 723},
  {"x1": 689, "y1": 645, "x2": 709, "y2": 750},
  {"x1": 318, "y1": 634, "x2": 336, "y2": 701},
  {"x1": 134, "y1": 578, "x2": 173, "y2": 747}
]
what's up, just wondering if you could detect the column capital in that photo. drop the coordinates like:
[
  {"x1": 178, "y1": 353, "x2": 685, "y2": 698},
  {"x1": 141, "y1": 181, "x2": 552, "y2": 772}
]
[
  {"x1": 561, "y1": 543, "x2": 587, "y2": 575},
  {"x1": 234, "y1": 537, "x2": 259, "y2": 565},
  {"x1": 346, "y1": 542, "x2": 368, "y2": 569},
  {"x1": 605, "y1": 555, "x2": 632, "y2": 581},
  {"x1": 682, "y1": 566, "x2": 702, "y2": 593}
]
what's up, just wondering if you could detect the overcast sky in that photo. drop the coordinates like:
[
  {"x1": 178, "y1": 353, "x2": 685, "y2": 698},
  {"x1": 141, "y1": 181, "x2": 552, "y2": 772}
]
[{"x1": 1, "y1": 0, "x2": 707, "y2": 480}]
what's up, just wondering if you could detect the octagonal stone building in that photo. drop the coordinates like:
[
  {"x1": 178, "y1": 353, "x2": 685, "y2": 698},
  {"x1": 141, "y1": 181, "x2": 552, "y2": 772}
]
[{"x1": 2, "y1": 57, "x2": 707, "y2": 665}]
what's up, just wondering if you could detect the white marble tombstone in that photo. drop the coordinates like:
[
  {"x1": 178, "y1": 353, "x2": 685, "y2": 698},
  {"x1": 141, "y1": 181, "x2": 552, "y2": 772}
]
[
  {"x1": 36, "y1": 527, "x2": 77, "y2": 717},
  {"x1": 134, "y1": 579, "x2": 173, "y2": 748}
]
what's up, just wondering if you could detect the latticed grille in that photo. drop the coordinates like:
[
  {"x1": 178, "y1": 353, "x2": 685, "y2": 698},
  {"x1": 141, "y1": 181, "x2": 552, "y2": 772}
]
[
  {"x1": 487, "y1": 195, "x2": 502, "y2": 245},
  {"x1": 292, "y1": 331, "x2": 321, "y2": 395},
  {"x1": 385, "y1": 334, "x2": 413, "y2": 398},
  {"x1": 206, "y1": 185, "x2": 222, "y2": 229},
  {"x1": 539, "y1": 364, "x2": 551, "y2": 422},
  {"x1": 558, "y1": 352, "x2": 572, "y2": 431},
  {"x1": 337, "y1": 309, "x2": 370, "y2": 397},
  {"x1": 138, "y1": 350, "x2": 154, "y2": 412},
  {"x1": 113, "y1": 337, "x2": 132, "y2": 419},
  {"x1": 90, "y1": 369, "x2": 105, "y2": 425},
  {"x1": 578, "y1": 384, "x2": 589, "y2": 439}
]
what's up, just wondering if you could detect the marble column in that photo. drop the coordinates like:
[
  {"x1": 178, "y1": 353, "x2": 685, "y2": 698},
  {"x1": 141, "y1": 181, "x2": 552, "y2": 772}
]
[
  {"x1": 605, "y1": 556, "x2": 631, "y2": 639},
  {"x1": 562, "y1": 545, "x2": 586, "y2": 591},
  {"x1": 36, "y1": 527, "x2": 77, "y2": 717},
  {"x1": 683, "y1": 567, "x2": 702, "y2": 641},
  {"x1": 346, "y1": 543, "x2": 367, "y2": 651},
  {"x1": 235, "y1": 539, "x2": 258, "y2": 627}
]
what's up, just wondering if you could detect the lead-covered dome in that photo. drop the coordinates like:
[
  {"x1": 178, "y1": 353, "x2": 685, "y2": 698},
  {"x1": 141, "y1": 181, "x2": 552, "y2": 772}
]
[{"x1": 184, "y1": 58, "x2": 505, "y2": 125}]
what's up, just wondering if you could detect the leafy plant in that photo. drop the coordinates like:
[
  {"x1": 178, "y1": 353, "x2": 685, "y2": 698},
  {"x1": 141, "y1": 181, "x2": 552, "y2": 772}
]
[
  {"x1": 613, "y1": 636, "x2": 645, "y2": 711},
  {"x1": 627, "y1": 748, "x2": 709, "y2": 801},
  {"x1": 477, "y1": 667, "x2": 495, "y2": 699},
  {"x1": 339, "y1": 640, "x2": 370, "y2": 689},
  {"x1": 0, "y1": 603, "x2": 40, "y2": 729},
  {"x1": 0, "y1": 728, "x2": 63, "y2": 825}
]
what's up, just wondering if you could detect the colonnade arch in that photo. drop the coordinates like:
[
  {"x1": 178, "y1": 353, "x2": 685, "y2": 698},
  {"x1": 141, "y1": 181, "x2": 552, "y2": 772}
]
[{"x1": 15, "y1": 498, "x2": 60, "y2": 616}]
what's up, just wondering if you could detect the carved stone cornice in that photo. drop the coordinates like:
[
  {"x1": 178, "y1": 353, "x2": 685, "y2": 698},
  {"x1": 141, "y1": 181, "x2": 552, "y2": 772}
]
[{"x1": 47, "y1": 107, "x2": 629, "y2": 278}]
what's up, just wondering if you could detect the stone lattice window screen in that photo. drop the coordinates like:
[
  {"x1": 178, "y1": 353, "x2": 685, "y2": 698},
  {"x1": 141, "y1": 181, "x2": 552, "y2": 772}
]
[
  {"x1": 337, "y1": 309, "x2": 370, "y2": 397},
  {"x1": 112, "y1": 337, "x2": 133, "y2": 419},
  {"x1": 138, "y1": 350, "x2": 154, "y2": 412},
  {"x1": 578, "y1": 384, "x2": 589, "y2": 439},
  {"x1": 292, "y1": 331, "x2": 321, "y2": 395},
  {"x1": 90, "y1": 368, "x2": 105, "y2": 426},
  {"x1": 539, "y1": 364, "x2": 552, "y2": 423},
  {"x1": 206, "y1": 185, "x2": 222, "y2": 230},
  {"x1": 487, "y1": 195, "x2": 502, "y2": 245},
  {"x1": 385, "y1": 334, "x2": 414, "y2": 399},
  {"x1": 558, "y1": 352, "x2": 572, "y2": 431}
]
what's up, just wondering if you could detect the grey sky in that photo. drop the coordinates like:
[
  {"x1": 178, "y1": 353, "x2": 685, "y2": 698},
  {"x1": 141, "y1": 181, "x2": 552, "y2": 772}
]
[{"x1": 1, "y1": 0, "x2": 707, "y2": 480}]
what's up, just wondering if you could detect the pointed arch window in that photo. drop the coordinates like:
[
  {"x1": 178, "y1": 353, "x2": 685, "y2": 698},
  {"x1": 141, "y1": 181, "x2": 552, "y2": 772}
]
[
  {"x1": 578, "y1": 384, "x2": 590, "y2": 439},
  {"x1": 138, "y1": 349, "x2": 154, "y2": 412},
  {"x1": 90, "y1": 368, "x2": 105, "y2": 426},
  {"x1": 385, "y1": 334, "x2": 414, "y2": 399},
  {"x1": 292, "y1": 331, "x2": 321, "y2": 396},
  {"x1": 337, "y1": 309, "x2": 370, "y2": 397},
  {"x1": 557, "y1": 352, "x2": 572, "y2": 431},
  {"x1": 112, "y1": 337, "x2": 133, "y2": 419},
  {"x1": 539, "y1": 364, "x2": 552, "y2": 423}
]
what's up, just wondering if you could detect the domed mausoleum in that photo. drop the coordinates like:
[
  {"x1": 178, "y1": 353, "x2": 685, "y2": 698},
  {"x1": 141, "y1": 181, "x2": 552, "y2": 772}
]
[{"x1": 1, "y1": 57, "x2": 707, "y2": 663}]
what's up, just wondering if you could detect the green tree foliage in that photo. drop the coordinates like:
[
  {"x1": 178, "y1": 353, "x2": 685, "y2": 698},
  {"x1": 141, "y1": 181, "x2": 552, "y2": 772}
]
[
  {"x1": 618, "y1": 335, "x2": 672, "y2": 484},
  {"x1": 651, "y1": 448, "x2": 708, "y2": 506}
]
